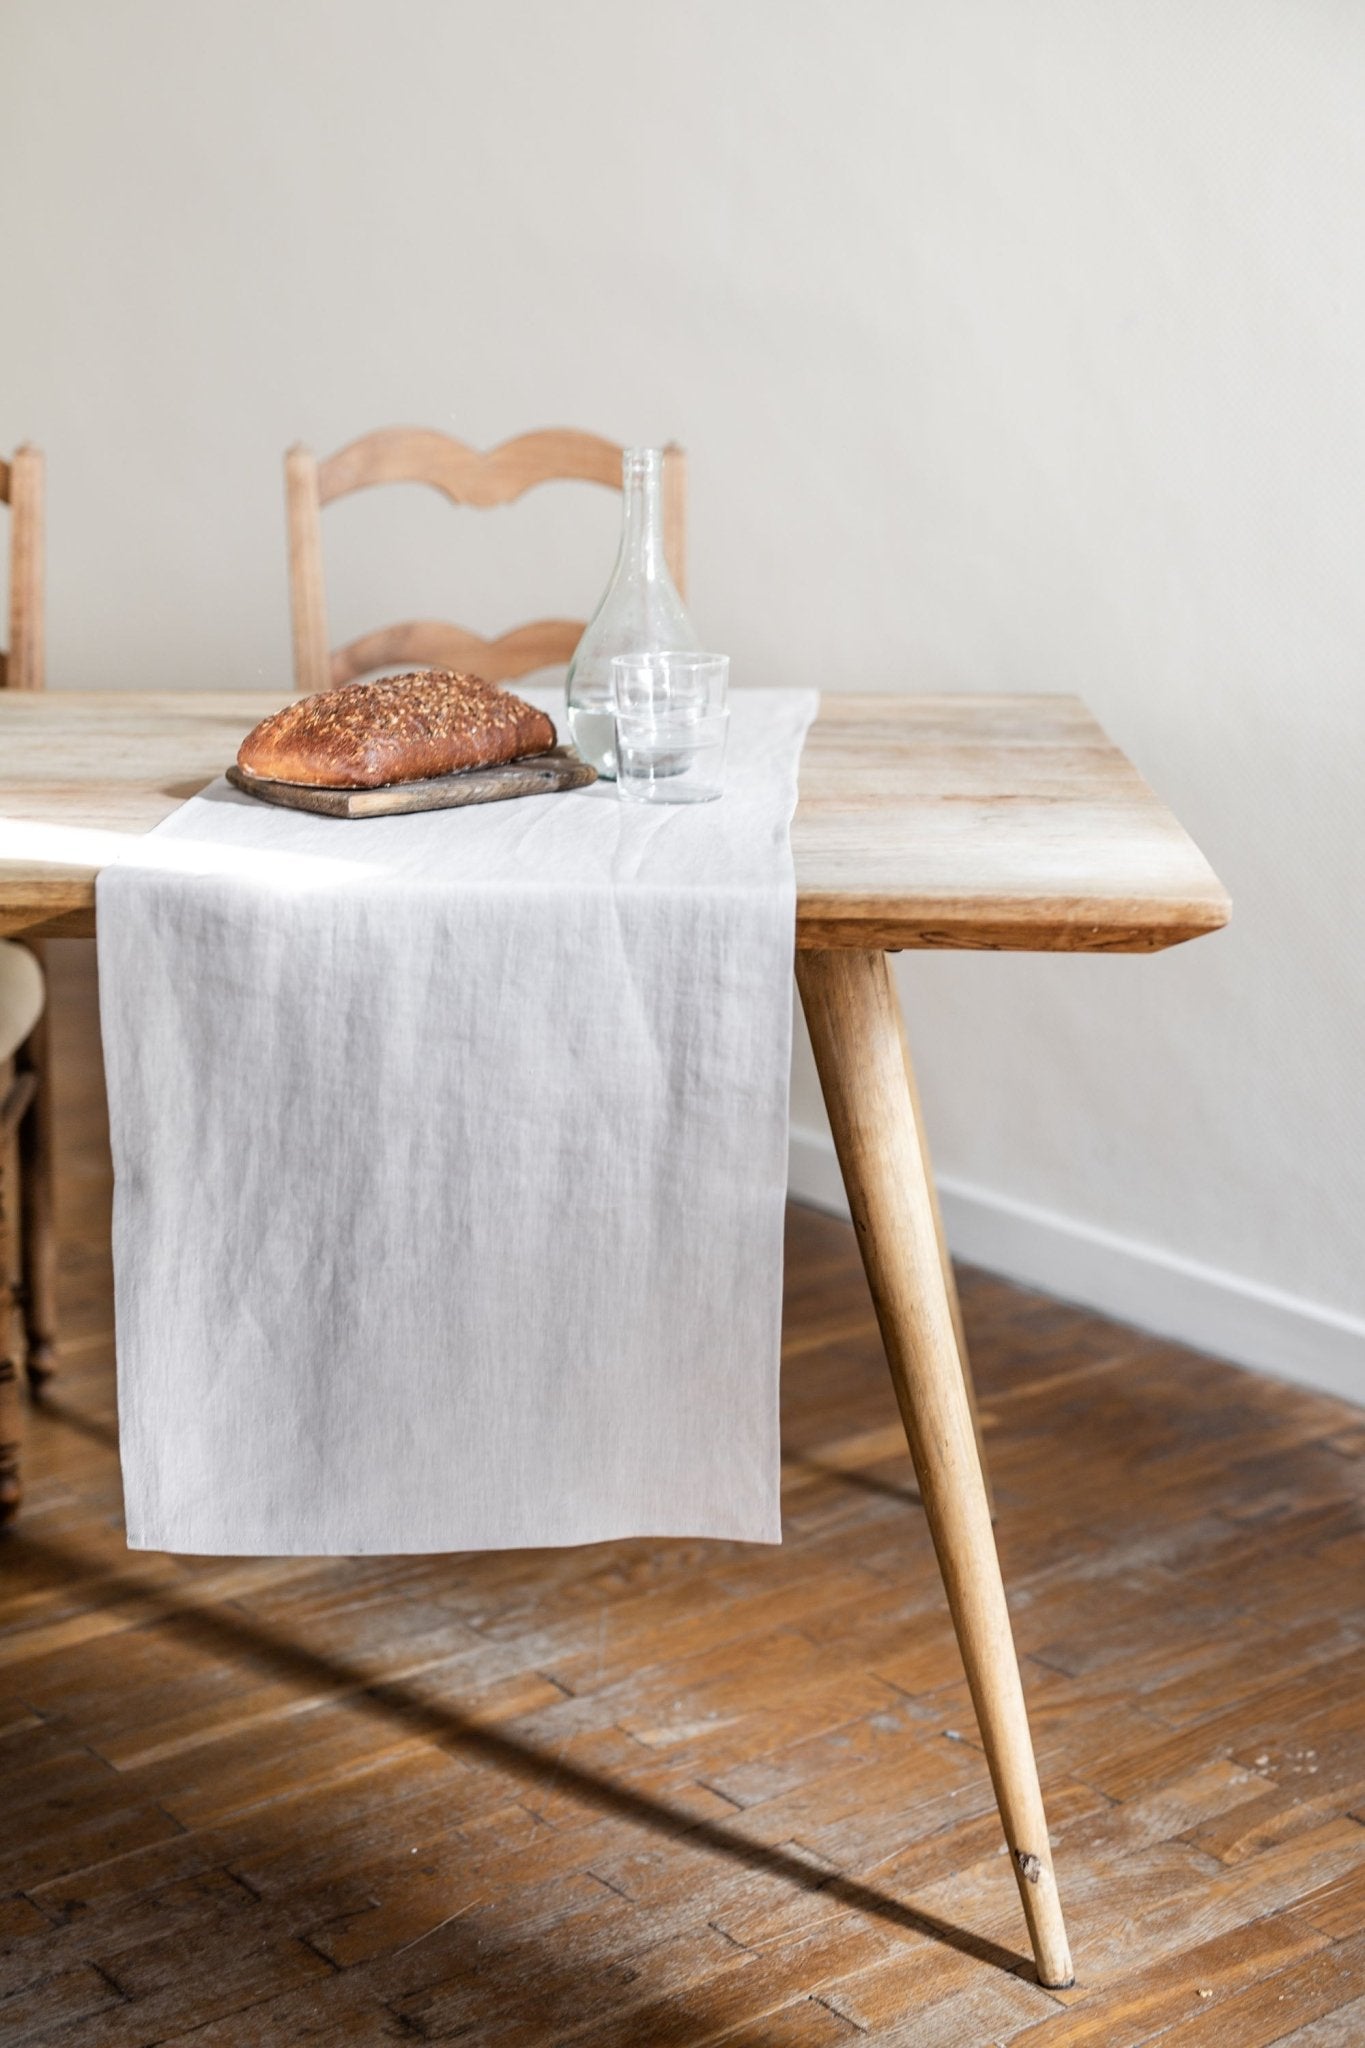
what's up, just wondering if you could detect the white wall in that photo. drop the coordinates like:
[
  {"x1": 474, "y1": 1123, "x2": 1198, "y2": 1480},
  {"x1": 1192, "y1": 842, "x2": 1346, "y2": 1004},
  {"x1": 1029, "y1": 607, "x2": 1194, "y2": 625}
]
[{"x1": 3, "y1": 1, "x2": 1363, "y2": 1394}]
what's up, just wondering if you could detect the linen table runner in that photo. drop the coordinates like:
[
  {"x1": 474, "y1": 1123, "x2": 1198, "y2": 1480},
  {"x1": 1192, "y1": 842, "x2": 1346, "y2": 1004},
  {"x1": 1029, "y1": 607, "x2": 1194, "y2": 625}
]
[{"x1": 98, "y1": 687, "x2": 817, "y2": 1554}]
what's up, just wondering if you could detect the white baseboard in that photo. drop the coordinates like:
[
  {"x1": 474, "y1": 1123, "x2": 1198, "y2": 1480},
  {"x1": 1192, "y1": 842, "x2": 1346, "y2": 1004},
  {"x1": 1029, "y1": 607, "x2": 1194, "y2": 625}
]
[{"x1": 787, "y1": 1124, "x2": 1365, "y2": 1409}]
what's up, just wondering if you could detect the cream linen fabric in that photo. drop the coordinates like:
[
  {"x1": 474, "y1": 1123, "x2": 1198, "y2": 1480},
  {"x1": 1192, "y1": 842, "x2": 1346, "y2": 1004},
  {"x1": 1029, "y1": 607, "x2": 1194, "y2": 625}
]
[
  {"x1": 97, "y1": 686, "x2": 817, "y2": 1555},
  {"x1": 0, "y1": 939, "x2": 44, "y2": 1061}
]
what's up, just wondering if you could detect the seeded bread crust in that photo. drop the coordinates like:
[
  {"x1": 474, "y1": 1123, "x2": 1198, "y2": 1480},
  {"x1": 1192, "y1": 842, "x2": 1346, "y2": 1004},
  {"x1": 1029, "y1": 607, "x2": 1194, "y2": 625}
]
[{"x1": 237, "y1": 671, "x2": 557, "y2": 789}]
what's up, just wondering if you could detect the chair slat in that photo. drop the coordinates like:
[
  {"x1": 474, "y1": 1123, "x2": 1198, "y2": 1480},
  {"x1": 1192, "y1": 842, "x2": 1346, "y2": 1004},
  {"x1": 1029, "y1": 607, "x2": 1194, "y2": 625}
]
[
  {"x1": 317, "y1": 427, "x2": 624, "y2": 509},
  {"x1": 331, "y1": 618, "x2": 585, "y2": 689}
]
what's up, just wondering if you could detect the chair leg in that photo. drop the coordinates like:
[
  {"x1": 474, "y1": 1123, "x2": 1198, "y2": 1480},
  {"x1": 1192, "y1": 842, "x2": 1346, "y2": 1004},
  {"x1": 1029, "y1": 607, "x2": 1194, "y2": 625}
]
[
  {"x1": 795, "y1": 947, "x2": 1073, "y2": 1989},
  {"x1": 17, "y1": 956, "x2": 57, "y2": 1390},
  {"x1": 0, "y1": 1150, "x2": 21, "y2": 1525}
]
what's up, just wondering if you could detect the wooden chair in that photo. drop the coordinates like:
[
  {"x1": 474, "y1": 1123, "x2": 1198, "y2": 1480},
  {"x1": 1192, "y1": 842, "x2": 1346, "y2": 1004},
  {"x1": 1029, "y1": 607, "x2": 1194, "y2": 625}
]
[
  {"x1": 284, "y1": 428, "x2": 687, "y2": 694},
  {"x1": 0, "y1": 445, "x2": 56, "y2": 1521}
]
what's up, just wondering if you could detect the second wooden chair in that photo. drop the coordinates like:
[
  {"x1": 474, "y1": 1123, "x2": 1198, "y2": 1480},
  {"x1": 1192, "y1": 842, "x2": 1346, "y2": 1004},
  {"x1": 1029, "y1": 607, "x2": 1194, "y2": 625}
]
[{"x1": 1, "y1": 443, "x2": 57, "y2": 1521}]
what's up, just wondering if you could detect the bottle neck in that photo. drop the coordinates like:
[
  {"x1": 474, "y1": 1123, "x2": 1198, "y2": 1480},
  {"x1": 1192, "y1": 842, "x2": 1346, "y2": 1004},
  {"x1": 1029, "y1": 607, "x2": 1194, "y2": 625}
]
[{"x1": 617, "y1": 451, "x2": 666, "y2": 581}]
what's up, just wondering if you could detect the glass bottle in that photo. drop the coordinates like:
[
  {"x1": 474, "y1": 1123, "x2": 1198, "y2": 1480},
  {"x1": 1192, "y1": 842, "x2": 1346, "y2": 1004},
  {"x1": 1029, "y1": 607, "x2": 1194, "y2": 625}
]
[{"x1": 565, "y1": 447, "x2": 699, "y2": 777}]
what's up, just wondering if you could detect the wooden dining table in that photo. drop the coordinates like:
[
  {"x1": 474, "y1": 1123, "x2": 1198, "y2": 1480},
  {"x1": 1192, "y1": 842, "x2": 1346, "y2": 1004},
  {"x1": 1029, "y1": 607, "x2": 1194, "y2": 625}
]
[{"x1": 0, "y1": 686, "x2": 1229, "y2": 1990}]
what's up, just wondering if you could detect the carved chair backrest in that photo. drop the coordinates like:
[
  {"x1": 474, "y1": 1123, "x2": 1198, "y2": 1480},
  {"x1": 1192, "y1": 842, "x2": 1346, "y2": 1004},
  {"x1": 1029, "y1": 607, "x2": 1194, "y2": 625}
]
[{"x1": 285, "y1": 428, "x2": 687, "y2": 693}]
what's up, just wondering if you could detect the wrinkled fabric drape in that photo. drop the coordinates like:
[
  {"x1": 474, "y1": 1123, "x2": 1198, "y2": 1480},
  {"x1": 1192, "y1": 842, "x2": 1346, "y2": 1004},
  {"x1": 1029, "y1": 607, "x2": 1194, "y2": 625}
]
[{"x1": 98, "y1": 687, "x2": 817, "y2": 1555}]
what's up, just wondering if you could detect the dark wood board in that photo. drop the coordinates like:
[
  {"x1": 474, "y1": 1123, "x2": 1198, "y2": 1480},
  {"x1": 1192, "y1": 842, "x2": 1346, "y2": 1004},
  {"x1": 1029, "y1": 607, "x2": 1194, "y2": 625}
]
[{"x1": 225, "y1": 747, "x2": 596, "y2": 818}]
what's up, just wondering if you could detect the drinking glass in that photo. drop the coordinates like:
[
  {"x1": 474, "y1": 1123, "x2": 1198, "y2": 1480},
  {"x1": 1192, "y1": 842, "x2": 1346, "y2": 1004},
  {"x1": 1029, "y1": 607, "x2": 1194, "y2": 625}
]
[
  {"x1": 615, "y1": 709, "x2": 730, "y2": 804},
  {"x1": 611, "y1": 651, "x2": 729, "y2": 722}
]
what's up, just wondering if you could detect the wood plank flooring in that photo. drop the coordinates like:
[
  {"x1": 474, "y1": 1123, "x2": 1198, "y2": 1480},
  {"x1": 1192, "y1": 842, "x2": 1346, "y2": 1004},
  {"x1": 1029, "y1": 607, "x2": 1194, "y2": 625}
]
[{"x1": 2, "y1": 940, "x2": 1363, "y2": 2046}]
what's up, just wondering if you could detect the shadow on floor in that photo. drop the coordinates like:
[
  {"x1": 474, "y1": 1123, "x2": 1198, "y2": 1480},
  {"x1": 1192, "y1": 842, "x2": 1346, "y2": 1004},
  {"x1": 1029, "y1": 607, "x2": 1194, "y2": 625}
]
[
  {"x1": 784, "y1": 1454, "x2": 921, "y2": 1505},
  {"x1": 28, "y1": 1391, "x2": 120, "y2": 1451},
  {"x1": 11, "y1": 1525, "x2": 1025, "y2": 1984}
]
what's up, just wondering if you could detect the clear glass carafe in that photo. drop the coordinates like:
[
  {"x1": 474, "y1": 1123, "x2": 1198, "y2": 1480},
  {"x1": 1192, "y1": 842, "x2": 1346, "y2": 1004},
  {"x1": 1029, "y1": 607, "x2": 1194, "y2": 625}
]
[{"x1": 565, "y1": 447, "x2": 699, "y2": 777}]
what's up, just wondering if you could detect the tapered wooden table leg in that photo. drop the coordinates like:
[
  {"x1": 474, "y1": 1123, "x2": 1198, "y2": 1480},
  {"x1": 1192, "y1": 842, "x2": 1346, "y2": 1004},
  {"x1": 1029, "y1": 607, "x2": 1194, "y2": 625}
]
[
  {"x1": 796, "y1": 947, "x2": 1073, "y2": 1989},
  {"x1": 899, "y1": 1017, "x2": 995, "y2": 1516}
]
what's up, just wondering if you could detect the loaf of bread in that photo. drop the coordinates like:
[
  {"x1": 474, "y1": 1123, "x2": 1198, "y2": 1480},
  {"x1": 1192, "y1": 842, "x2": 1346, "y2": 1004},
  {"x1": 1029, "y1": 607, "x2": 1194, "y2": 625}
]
[{"x1": 237, "y1": 671, "x2": 557, "y2": 789}]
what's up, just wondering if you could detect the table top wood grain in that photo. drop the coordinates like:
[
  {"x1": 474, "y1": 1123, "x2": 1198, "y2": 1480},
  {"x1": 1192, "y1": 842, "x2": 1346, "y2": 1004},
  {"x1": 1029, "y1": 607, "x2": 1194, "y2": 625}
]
[{"x1": 0, "y1": 689, "x2": 1229, "y2": 951}]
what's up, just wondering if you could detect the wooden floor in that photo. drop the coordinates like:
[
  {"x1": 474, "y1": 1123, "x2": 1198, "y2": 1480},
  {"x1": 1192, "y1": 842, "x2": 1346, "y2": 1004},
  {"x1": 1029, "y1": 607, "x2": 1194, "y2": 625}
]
[{"x1": 3, "y1": 946, "x2": 1365, "y2": 2047}]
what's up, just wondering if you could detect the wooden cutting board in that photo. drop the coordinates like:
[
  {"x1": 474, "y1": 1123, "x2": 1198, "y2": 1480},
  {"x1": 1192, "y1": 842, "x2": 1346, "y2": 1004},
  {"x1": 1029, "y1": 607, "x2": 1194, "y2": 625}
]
[{"x1": 225, "y1": 747, "x2": 597, "y2": 818}]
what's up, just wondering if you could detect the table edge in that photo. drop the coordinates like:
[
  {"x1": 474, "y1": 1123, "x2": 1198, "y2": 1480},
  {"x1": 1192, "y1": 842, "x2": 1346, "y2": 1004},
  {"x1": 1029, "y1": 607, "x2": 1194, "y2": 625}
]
[{"x1": 2, "y1": 884, "x2": 1233, "y2": 954}]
